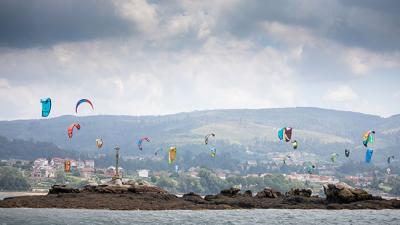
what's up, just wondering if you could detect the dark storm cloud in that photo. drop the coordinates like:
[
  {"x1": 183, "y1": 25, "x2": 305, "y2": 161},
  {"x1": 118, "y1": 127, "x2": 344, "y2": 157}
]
[
  {"x1": 218, "y1": 0, "x2": 400, "y2": 52},
  {"x1": 339, "y1": 0, "x2": 400, "y2": 15},
  {"x1": 330, "y1": 0, "x2": 400, "y2": 52},
  {"x1": 1, "y1": 0, "x2": 398, "y2": 52},
  {"x1": 0, "y1": 0, "x2": 135, "y2": 48}
]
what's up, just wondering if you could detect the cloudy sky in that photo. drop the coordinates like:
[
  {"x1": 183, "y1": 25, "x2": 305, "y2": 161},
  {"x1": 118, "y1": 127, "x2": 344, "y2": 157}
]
[{"x1": 0, "y1": 0, "x2": 399, "y2": 120}]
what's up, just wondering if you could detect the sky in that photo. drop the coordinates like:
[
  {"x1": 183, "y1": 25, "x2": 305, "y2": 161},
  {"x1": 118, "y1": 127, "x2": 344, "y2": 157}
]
[{"x1": 0, "y1": 0, "x2": 399, "y2": 120}]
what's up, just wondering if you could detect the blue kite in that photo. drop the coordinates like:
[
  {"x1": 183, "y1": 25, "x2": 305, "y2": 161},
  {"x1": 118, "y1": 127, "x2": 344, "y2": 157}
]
[
  {"x1": 365, "y1": 149, "x2": 373, "y2": 163},
  {"x1": 40, "y1": 98, "x2": 51, "y2": 117}
]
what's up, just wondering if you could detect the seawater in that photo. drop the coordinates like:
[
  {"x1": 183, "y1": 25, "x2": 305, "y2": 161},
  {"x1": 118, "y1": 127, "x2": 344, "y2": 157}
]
[{"x1": 0, "y1": 208, "x2": 399, "y2": 225}]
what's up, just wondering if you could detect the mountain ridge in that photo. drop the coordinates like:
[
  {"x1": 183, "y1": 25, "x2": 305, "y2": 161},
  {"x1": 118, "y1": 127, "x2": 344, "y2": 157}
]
[{"x1": 0, "y1": 107, "x2": 398, "y2": 164}]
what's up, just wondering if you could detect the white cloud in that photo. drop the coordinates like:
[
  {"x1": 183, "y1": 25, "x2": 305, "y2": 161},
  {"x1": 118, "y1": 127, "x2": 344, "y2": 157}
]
[
  {"x1": 114, "y1": 0, "x2": 159, "y2": 35},
  {"x1": 323, "y1": 85, "x2": 358, "y2": 102},
  {"x1": 344, "y1": 48, "x2": 400, "y2": 75},
  {"x1": 0, "y1": 78, "x2": 10, "y2": 89},
  {"x1": 262, "y1": 21, "x2": 315, "y2": 46},
  {"x1": 261, "y1": 20, "x2": 400, "y2": 77},
  {"x1": 0, "y1": 0, "x2": 399, "y2": 120},
  {"x1": 394, "y1": 91, "x2": 400, "y2": 99},
  {"x1": 0, "y1": 34, "x2": 301, "y2": 119}
]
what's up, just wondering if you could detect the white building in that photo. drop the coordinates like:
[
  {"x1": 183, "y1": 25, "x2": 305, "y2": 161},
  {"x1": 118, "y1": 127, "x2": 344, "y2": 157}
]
[
  {"x1": 217, "y1": 172, "x2": 226, "y2": 180},
  {"x1": 32, "y1": 158, "x2": 55, "y2": 179},
  {"x1": 50, "y1": 157, "x2": 64, "y2": 169},
  {"x1": 137, "y1": 169, "x2": 149, "y2": 178},
  {"x1": 78, "y1": 160, "x2": 85, "y2": 169},
  {"x1": 84, "y1": 160, "x2": 95, "y2": 168},
  {"x1": 33, "y1": 158, "x2": 48, "y2": 168}
]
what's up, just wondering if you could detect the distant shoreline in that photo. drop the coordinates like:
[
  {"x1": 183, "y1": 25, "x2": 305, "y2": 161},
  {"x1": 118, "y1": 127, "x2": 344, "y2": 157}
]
[{"x1": 0, "y1": 191, "x2": 47, "y2": 200}]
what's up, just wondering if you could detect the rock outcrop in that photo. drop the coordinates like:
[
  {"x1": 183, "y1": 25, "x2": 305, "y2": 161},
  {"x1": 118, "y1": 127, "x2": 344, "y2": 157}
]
[
  {"x1": 243, "y1": 190, "x2": 253, "y2": 197},
  {"x1": 48, "y1": 185, "x2": 79, "y2": 194},
  {"x1": 128, "y1": 184, "x2": 168, "y2": 194},
  {"x1": 286, "y1": 189, "x2": 312, "y2": 197},
  {"x1": 1, "y1": 183, "x2": 399, "y2": 210},
  {"x1": 255, "y1": 188, "x2": 282, "y2": 198},
  {"x1": 67, "y1": 183, "x2": 170, "y2": 195},
  {"x1": 220, "y1": 187, "x2": 241, "y2": 197},
  {"x1": 323, "y1": 183, "x2": 377, "y2": 203},
  {"x1": 182, "y1": 192, "x2": 207, "y2": 204}
]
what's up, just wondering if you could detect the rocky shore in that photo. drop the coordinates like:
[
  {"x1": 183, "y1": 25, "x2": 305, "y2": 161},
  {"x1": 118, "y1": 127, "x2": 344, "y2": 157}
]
[{"x1": 1, "y1": 182, "x2": 399, "y2": 210}]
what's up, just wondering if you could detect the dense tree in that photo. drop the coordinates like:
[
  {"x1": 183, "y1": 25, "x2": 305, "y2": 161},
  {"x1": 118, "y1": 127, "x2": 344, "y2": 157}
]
[
  {"x1": 55, "y1": 171, "x2": 66, "y2": 184},
  {"x1": 152, "y1": 168, "x2": 304, "y2": 195},
  {"x1": 0, "y1": 136, "x2": 79, "y2": 161},
  {"x1": 0, "y1": 166, "x2": 31, "y2": 191}
]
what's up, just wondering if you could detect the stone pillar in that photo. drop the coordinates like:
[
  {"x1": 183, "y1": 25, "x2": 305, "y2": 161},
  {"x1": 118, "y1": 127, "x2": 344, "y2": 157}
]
[{"x1": 114, "y1": 146, "x2": 120, "y2": 179}]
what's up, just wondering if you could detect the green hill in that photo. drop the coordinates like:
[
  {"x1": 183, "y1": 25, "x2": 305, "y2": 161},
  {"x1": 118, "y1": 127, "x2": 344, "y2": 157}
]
[
  {"x1": 0, "y1": 136, "x2": 78, "y2": 160},
  {"x1": 0, "y1": 107, "x2": 398, "y2": 164}
]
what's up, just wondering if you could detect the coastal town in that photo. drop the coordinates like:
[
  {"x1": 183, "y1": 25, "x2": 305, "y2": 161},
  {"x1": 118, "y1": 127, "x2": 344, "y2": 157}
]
[{"x1": 1, "y1": 152, "x2": 397, "y2": 198}]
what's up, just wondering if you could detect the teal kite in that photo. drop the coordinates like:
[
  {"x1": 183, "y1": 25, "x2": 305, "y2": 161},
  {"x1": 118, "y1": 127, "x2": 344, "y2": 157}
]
[
  {"x1": 40, "y1": 98, "x2": 51, "y2": 117},
  {"x1": 278, "y1": 127, "x2": 292, "y2": 142},
  {"x1": 365, "y1": 149, "x2": 373, "y2": 163},
  {"x1": 362, "y1": 130, "x2": 375, "y2": 147}
]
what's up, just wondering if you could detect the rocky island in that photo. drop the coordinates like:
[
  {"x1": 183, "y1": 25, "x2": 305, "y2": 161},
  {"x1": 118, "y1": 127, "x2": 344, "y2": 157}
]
[{"x1": 1, "y1": 182, "x2": 399, "y2": 210}]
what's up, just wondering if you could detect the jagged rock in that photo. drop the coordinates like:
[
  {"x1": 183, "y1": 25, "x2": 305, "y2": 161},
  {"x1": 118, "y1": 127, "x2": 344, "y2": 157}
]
[
  {"x1": 392, "y1": 200, "x2": 400, "y2": 209},
  {"x1": 243, "y1": 190, "x2": 252, "y2": 197},
  {"x1": 182, "y1": 192, "x2": 206, "y2": 204},
  {"x1": 48, "y1": 185, "x2": 79, "y2": 194},
  {"x1": 81, "y1": 183, "x2": 167, "y2": 194},
  {"x1": 204, "y1": 194, "x2": 216, "y2": 201},
  {"x1": 82, "y1": 185, "x2": 98, "y2": 192},
  {"x1": 183, "y1": 192, "x2": 201, "y2": 198},
  {"x1": 123, "y1": 179, "x2": 152, "y2": 186},
  {"x1": 256, "y1": 187, "x2": 282, "y2": 198},
  {"x1": 128, "y1": 185, "x2": 168, "y2": 194},
  {"x1": 220, "y1": 187, "x2": 241, "y2": 197},
  {"x1": 323, "y1": 183, "x2": 374, "y2": 203},
  {"x1": 123, "y1": 180, "x2": 138, "y2": 186},
  {"x1": 2, "y1": 184, "x2": 400, "y2": 210},
  {"x1": 95, "y1": 185, "x2": 129, "y2": 194},
  {"x1": 108, "y1": 178, "x2": 123, "y2": 186},
  {"x1": 137, "y1": 180, "x2": 151, "y2": 186},
  {"x1": 286, "y1": 189, "x2": 312, "y2": 197}
]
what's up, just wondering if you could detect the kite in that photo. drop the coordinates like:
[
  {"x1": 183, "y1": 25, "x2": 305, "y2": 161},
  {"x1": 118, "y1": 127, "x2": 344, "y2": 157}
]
[
  {"x1": 154, "y1": 148, "x2": 163, "y2": 156},
  {"x1": 40, "y1": 98, "x2": 52, "y2": 117},
  {"x1": 210, "y1": 147, "x2": 217, "y2": 158},
  {"x1": 330, "y1": 153, "x2": 339, "y2": 163},
  {"x1": 292, "y1": 140, "x2": 298, "y2": 150},
  {"x1": 75, "y1": 99, "x2": 94, "y2": 114},
  {"x1": 169, "y1": 146, "x2": 177, "y2": 164},
  {"x1": 64, "y1": 160, "x2": 71, "y2": 172},
  {"x1": 362, "y1": 130, "x2": 375, "y2": 147},
  {"x1": 365, "y1": 149, "x2": 373, "y2": 163},
  {"x1": 137, "y1": 137, "x2": 150, "y2": 151},
  {"x1": 387, "y1": 156, "x2": 395, "y2": 164},
  {"x1": 278, "y1": 127, "x2": 292, "y2": 142},
  {"x1": 67, "y1": 123, "x2": 80, "y2": 138},
  {"x1": 205, "y1": 133, "x2": 215, "y2": 145},
  {"x1": 96, "y1": 139, "x2": 103, "y2": 149},
  {"x1": 283, "y1": 155, "x2": 291, "y2": 165},
  {"x1": 305, "y1": 162, "x2": 316, "y2": 174},
  {"x1": 345, "y1": 149, "x2": 350, "y2": 158}
]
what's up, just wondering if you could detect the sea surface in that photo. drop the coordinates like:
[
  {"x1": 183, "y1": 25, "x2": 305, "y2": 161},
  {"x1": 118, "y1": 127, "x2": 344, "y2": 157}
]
[{"x1": 0, "y1": 208, "x2": 399, "y2": 225}]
